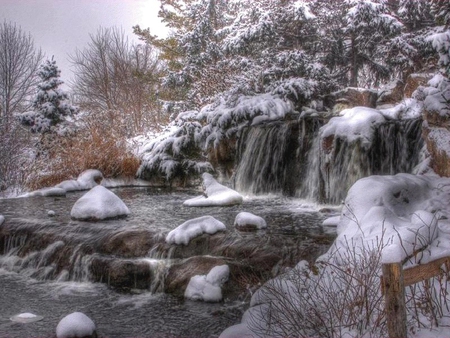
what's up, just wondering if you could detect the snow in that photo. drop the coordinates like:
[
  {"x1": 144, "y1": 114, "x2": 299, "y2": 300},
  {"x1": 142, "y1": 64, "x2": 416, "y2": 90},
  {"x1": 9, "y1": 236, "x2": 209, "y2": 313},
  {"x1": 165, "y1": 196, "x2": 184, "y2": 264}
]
[
  {"x1": 0, "y1": 215, "x2": 4, "y2": 226},
  {"x1": 56, "y1": 169, "x2": 103, "y2": 192},
  {"x1": 20, "y1": 187, "x2": 67, "y2": 198},
  {"x1": 70, "y1": 185, "x2": 130, "y2": 221},
  {"x1": 234, "y1": 212, "x2": 267, "y2": 230},
  {"x1": 221, "y1": 173, "x2": 450, "y2": 337},
  {"x1": 166, "y1": 216, "x2": 226, "y2": 245},
  {"x1": 381, "y1": 244, "x2": 403, "y2": 264},
  {"x1": 379, "y1": 98, "x2": 423, "y2": 119},
  {"x1": 10, "y1": 312, "x2": 43, "y2": 323},
  {"x1": 320, "y1": 107, "x2": 386, "y2": 146},
  {"x1": 56, "y1": 312, "x2": 96, "y2": 338},
  {"x1": 184, "y1": 264, "x2": 229, "y2": 302},
  {"x1": 183, "y1": 173, "x2": 243, "y2": 207}
]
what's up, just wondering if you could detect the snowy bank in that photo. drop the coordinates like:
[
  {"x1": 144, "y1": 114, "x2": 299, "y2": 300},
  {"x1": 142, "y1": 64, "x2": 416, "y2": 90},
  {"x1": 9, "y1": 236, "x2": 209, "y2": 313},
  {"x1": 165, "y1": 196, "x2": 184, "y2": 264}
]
[
  {"x1": 20, "y1": 169, "x2": 103, "y2": 198},
  {"x1": 166, "y1": 216, "x2": 226, "y2": 245},
  {"x1": 220, "y1": 173, "x2": 450, "y2": 337},
  {"x1": 325, "y1": 173, "x2": 450, "y2": 265},
  {"x1": 184, "y1": 173, "x2": 243, "y2": 207},
  {"x1": 56, "y1": 312, "x2": 96, "y2": 338},
  {"x1": 184, "y1": 264, "x2": 230, "y2": 302},
  {"x1": 70, "y1": 185, "x2": 130, "y2": 221}
]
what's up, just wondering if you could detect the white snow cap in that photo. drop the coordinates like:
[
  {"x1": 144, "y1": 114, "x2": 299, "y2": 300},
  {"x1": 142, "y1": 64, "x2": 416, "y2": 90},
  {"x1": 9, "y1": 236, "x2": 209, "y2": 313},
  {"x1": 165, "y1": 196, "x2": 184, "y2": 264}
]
[
  {"x1": 166, "y1": 215, "x2": 226, "y2": 245},
  {"x1": 234, "y1": 212, "x2": 267, "y2": 230},
  {"x1": 56, "y1": 312, "x2": 96, "y2": 338},
  {"x1": 70, "y1": 185, "x2": 130, "y2": 220},
  {"x1": 10, "y1": 312, "x2": 43, "y2": 323},
  {"x1": 184, "y1": 173, "x2": 243, "y2": 207},
  {"x1": 184, "y1": 264, "x2": 230, "y2": 302},
  {"x1": 381, "y1": 244, "x2": 403, "y2": 264}
]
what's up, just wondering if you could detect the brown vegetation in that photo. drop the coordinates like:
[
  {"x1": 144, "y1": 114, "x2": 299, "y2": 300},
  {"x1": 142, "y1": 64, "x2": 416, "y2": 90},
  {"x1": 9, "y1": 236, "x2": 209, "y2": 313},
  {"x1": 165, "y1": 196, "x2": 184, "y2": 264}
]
[{"x1": 26, "y1": 112, "x2": 141, "y2": 191}]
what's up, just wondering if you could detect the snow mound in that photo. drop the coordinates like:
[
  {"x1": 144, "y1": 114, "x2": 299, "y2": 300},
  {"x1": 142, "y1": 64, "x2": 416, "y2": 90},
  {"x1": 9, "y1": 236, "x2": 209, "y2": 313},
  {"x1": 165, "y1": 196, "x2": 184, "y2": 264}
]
[
  {"x1": 56, "y1": 169, "x2": 103, "y2": 192},
  {"x1": 234, "y1": 212, "x2": 267, "y2": 230},
  {"x1": 166, "y1": 216, "x2": 226, "y2": 245},
  {"x1": 184, "y1": 265, "x2": 230, "y2": 302},
  {"x1": 325, "y1": 173, "x2": 450, "y2": 265},
  {"x1": 56, "y1": 312, "x2": 96, "y2": 338},
  {"x1": 320, "y1": 107, "x2": 386, "y2": 146},
  {"x1": 70, "y1": 185, "x2": 130, "y2": 221},
  {"x1": 184, "y1": 173, "x2": 243, "y2": 207},
  {"x1": 21, "y1": 187, "x2": 67, "y2": 198}
]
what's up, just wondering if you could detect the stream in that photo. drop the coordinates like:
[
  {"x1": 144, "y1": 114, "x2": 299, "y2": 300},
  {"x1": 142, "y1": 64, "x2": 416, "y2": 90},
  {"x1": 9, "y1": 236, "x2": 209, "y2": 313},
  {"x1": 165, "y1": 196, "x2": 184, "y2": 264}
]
[{"x1": 0, "y1": 187, "x2": 336, "y2": 337}]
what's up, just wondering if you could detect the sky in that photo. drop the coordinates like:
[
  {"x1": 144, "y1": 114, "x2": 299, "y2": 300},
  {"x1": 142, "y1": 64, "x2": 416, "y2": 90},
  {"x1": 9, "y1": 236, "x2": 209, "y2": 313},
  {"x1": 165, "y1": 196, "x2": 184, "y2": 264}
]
[{"x1": 0, "y1": 0, "x2": 169, "y2": 88}]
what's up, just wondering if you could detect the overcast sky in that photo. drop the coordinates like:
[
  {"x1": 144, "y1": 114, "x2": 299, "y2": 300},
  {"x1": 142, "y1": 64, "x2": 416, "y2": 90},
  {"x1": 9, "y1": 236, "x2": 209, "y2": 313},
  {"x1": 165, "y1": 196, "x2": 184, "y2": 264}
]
[{"x1": 0, "y1": 0, "x2": 168, "y2": 88}]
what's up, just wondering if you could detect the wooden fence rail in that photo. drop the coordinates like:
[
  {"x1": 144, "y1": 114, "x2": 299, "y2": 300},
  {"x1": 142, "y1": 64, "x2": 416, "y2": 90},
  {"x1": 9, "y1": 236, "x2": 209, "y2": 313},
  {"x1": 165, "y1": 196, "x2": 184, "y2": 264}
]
[{"x1": 381, "y1": 256, "x2": 450, "y2": 338}]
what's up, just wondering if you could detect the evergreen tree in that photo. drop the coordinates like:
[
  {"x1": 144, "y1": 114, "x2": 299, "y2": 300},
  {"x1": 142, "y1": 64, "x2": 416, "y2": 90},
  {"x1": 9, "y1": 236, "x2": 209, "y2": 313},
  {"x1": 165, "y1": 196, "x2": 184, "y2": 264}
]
[
  {"x1": 343, "y1": 0, "x2": 403, "y2": 87},
  {"x1": 20, "y1": 58, "x2": 77, "y2": 133}
]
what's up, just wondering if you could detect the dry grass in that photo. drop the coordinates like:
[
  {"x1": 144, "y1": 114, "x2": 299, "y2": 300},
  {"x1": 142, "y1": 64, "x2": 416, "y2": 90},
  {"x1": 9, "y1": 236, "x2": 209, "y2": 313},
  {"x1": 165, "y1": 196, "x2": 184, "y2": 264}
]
[{"x1": 26, "y1": 112, "x2": 141, "y2": 191}]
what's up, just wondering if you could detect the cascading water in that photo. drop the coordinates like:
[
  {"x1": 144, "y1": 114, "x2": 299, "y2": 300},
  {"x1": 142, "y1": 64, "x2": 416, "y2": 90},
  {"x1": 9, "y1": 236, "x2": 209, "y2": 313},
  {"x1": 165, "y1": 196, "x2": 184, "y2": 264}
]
[
  {"x1": 234, "y1": 117, "x2": 322, "y2": 196},
  {"x1": 233, "y1": 116, "x2": 424, "y2": 204}
]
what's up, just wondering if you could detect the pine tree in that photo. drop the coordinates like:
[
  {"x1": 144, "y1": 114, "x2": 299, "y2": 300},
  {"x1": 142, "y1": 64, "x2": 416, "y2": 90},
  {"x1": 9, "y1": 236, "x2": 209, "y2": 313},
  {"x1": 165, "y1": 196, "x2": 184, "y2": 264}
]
[
  {"x1": 344, "y1": 0, "x2": 403, "y2": 87},
  {"x1": 20, "y1": 58, "x2": 77, "y2": 133}
]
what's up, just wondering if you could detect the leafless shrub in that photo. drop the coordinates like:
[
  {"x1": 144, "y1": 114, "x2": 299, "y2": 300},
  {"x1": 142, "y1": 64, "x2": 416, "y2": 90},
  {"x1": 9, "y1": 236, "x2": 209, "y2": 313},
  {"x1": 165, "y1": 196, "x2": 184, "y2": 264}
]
[{"x1": 26, "y1": 111, "x2": 140, "y2": 190}]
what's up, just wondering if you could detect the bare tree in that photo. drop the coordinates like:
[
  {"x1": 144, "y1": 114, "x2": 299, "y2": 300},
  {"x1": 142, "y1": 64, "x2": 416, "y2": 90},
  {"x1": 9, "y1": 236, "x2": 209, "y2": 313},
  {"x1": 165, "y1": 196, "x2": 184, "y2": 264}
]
[
  {"x1": 0, "y1": 21, "x2": 43, "y2": 194},
  {"x1": 0, "y1": 21, "x2": 43, "y2": 128},
  {"x1": 70, "y1": 27, "x2": 163, "y2": 134}
]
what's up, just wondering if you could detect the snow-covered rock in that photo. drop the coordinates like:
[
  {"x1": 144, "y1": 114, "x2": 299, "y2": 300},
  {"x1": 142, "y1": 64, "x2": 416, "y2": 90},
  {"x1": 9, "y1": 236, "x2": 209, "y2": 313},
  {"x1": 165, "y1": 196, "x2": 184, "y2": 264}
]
[
  {"x1": 56, "y1": 312, "x2": 96, "y2": 338},
  {"x1": 321, "y1": 107, "x2": 386, "y2": 146},
  {"x1": 166, "y1": 216, "x2": 226, "y2": 245},
  {"x1": 183, "y1": 173, "x2": 243, "y2": 207},
  {"x1": 184, "y1": 264, "x2": 230, "y2": 302},
  {"x1": 70, "y1": 185, "x2": 130, "y2": 221},
  {"x1": 56, "y1": 169, "x2": 103, "y2": 192},
  {"x1": 234, "y1": 212, "x2": 267, "y2": 230},
  {"x1": 10, "y1": 312, "x2": 43, "y2": 323}
]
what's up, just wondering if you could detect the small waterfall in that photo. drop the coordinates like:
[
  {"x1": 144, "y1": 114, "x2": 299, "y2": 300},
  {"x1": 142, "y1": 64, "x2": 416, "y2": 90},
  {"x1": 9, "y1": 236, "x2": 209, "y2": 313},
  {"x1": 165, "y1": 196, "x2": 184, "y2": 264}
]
[
  {"x1": 233, "y1": 116, "x2": 423, "y2": 203},
  {"x1": 234, "y1": 118, "x2": 321, "y2": 196},
  {"x1": 298, "y1": 118, "x2": 424, "y2": 204}
]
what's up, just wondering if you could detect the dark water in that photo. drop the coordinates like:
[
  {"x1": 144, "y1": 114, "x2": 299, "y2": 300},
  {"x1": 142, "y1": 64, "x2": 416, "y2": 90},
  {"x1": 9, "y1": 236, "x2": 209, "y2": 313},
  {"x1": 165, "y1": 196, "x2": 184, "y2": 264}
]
[{"x1": 0, "y1": 187, "x2": 336, "y2": 337}]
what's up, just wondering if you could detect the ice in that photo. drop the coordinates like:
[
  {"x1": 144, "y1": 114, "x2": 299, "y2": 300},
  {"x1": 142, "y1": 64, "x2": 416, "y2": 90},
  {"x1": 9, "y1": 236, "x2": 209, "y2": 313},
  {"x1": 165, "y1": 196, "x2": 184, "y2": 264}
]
[
  {"x1": 184, "y1": 264, "x2": 229, "y2": 302},
  {"x1": 70, "y1": 185, "x2": 130, "y2": 221},
  {"x1": 56, "y1": 312, "x2": 96, "y2": 338},
  {"x1": 234, "y1": 211, "x2": 267, "y2": 230},
  {"x1": 183, "y1": 173, "x2": 243, "y2": 207},
  {"x1": 166, "y1": 215, "x2": 226, "y2": 245}
]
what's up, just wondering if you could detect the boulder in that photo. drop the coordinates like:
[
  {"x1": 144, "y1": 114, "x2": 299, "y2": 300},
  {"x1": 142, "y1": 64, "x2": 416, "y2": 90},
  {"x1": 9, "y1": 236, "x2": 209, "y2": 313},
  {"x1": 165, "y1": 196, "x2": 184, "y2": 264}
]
[
  {"x1": 376, "y1": 80, "x2": 404, "y2": 108},
  {"x1": 70, "y1": 186, "x2": 130, "y2": 221},
  {"x1": 404, "y1": 73, "x2": 434, "y2": 98},
  {"x1": 331, "y1": 87, "x2": 378, "y2": 113}
]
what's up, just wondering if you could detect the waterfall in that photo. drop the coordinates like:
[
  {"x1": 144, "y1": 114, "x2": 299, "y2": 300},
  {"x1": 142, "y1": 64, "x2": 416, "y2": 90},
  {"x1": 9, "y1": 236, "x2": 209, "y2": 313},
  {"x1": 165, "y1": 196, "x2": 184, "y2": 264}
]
[
  {"x1": 233, "y1": 117, "x2": 424, "y2": 203},
  {"x1": 233, "y1": 118, "x2": 321, "y2": 196}
]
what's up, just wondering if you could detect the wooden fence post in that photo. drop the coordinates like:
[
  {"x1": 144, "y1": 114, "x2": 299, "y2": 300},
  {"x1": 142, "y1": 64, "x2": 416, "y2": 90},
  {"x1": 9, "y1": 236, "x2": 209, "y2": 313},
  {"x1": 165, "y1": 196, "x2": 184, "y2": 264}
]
[{"x1": 382, "y1": 262, "x2": 407, "y2": 338}]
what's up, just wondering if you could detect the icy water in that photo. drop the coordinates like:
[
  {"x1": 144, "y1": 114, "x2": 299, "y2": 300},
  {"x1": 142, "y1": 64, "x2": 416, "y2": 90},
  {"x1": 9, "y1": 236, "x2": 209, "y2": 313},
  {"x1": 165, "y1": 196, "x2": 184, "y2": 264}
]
[{"x1": 0, "y1": 187, "x2": 336, "y2": 337}]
